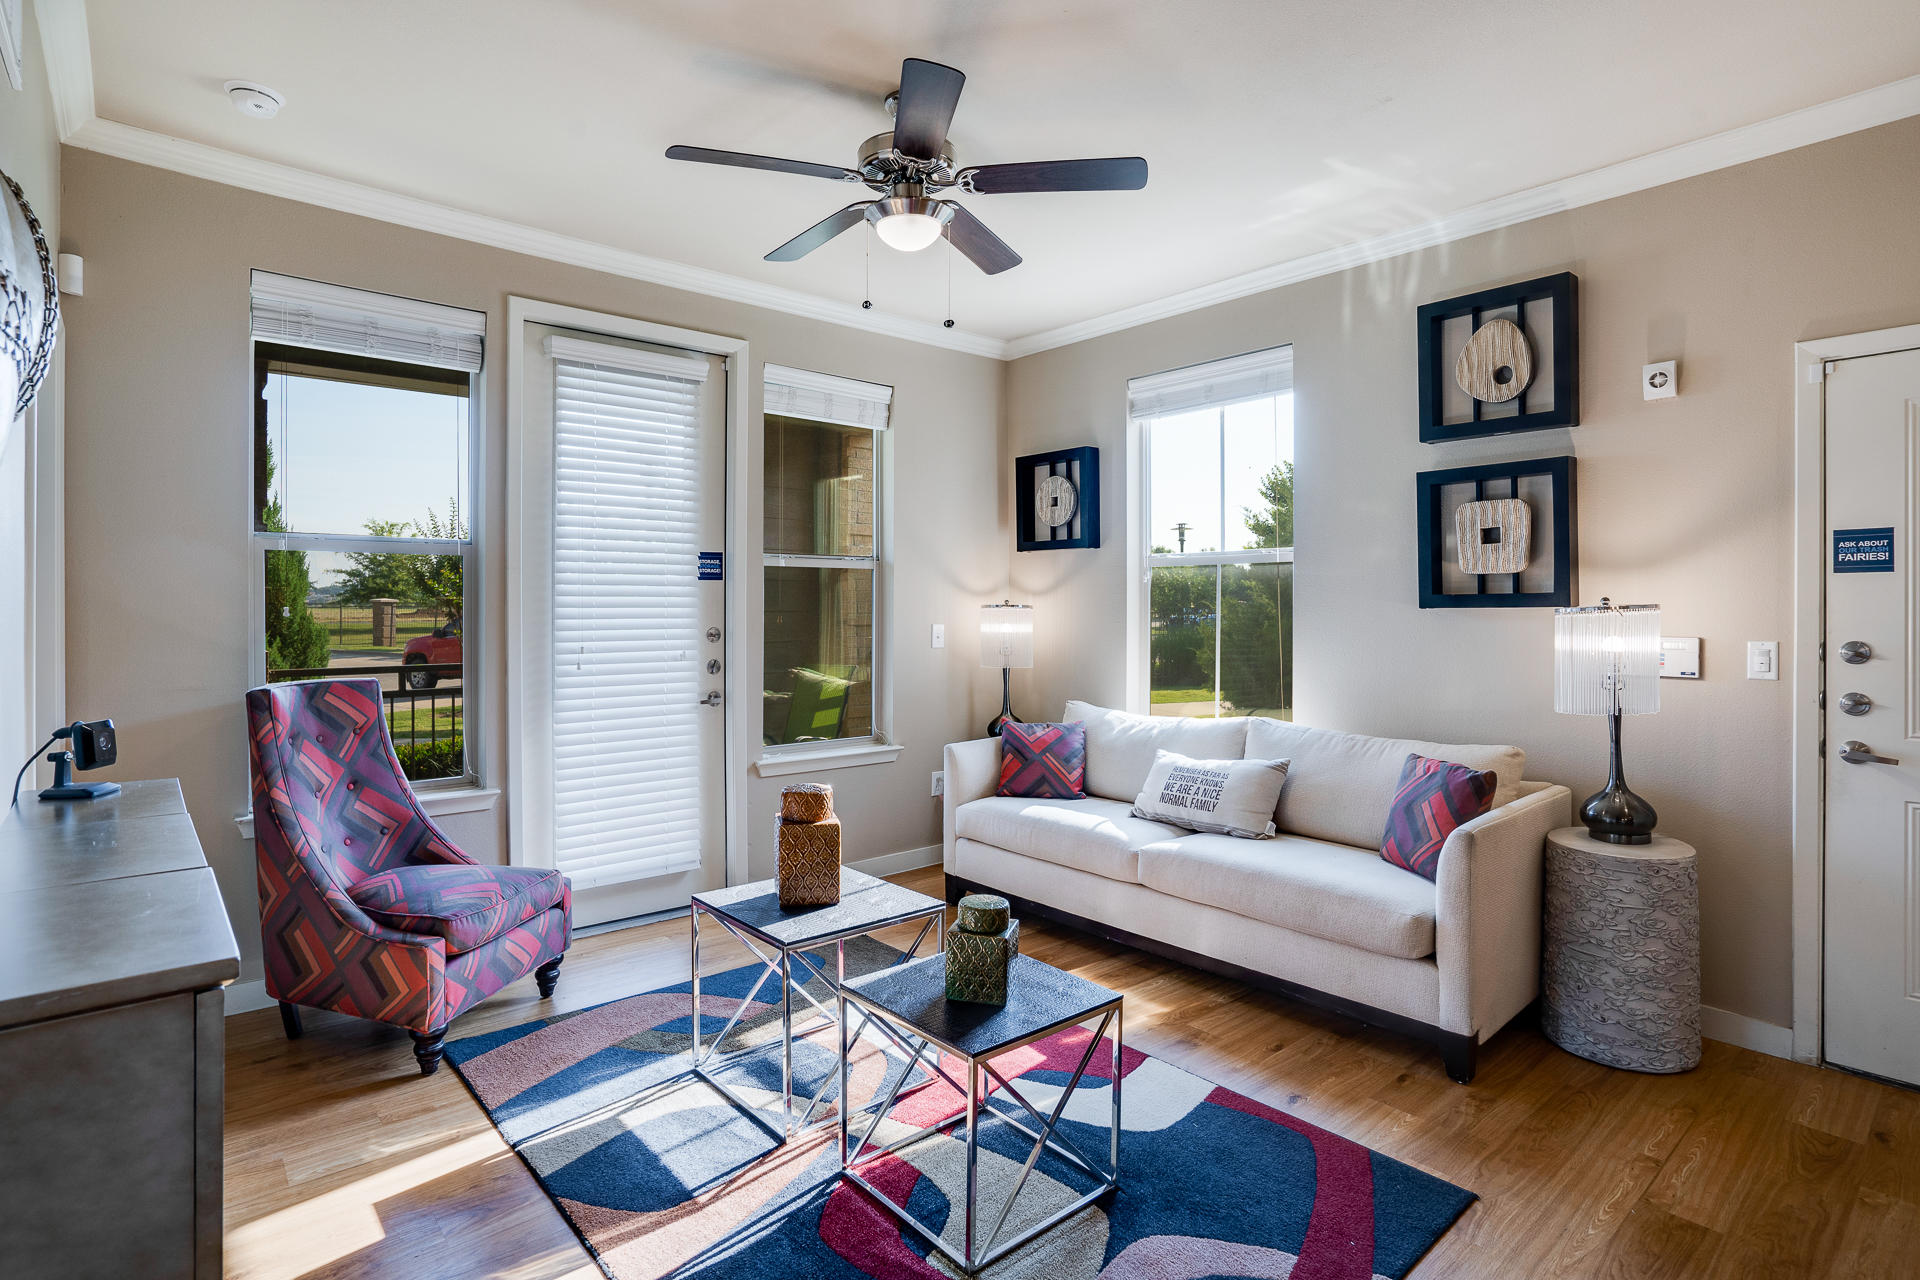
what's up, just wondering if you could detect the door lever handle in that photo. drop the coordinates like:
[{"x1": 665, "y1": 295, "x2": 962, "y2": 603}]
[
  {"x1": 699, "y1": 690, "x2": 723, "y2": 707},
  {"x1": 1839, "y1": 739, "x2": 1900, "y2": 766}
]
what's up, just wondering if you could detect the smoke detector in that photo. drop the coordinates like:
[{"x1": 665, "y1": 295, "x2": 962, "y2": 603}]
[{"x1": 224, "y1": 81, "x2": 285, "y2": 119}]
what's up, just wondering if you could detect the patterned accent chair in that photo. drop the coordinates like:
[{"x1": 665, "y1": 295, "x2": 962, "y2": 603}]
[{"x1": 246, "y1": 677, "x2": 571, "y2": 1075}]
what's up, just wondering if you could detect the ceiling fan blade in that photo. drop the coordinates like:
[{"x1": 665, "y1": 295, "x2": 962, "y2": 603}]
[
  {"x1": 960, "y1": 157, "x2": 1148, "y2": 194},
  {"x1": 945, "y1": 205, "x2": 1021, "y2": 275},
  {"x1": 890, "y1": 58, "x2": 965, "y2": 159},
  {"x1": 765, "y1": 203, "x2": 873, "y2": 261},
  {"x1": 666, "y1": 145, "x2": 861, "y2": 184}
]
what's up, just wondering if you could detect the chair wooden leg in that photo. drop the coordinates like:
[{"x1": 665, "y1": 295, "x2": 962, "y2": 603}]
[
  {"x1": 278, "y1": 1001, "x2": 303, "y2": 1040},
  {"x1": 411, "y1": 1029, "x2": 448, "y2": 1076},
  {"x1": 535, "y1": 954, "x2": 564, "y2": 998}
]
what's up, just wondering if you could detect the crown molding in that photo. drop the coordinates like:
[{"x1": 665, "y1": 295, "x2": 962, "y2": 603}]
[
  {"x1": 1003, "y1": 72, "x2": 1920, "y2": 359},
  {"x1": 33, "y1": 0, "x2": 94, "y2": 140},
  {"x1": 59, "y1": 115, "x2": 1011, "y2": 359}
]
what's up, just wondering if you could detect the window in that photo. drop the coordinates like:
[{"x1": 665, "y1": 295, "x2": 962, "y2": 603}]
[
  {"x1": 249, "y1": 271, "x2": 484, "y2": 784},
  {"x1": 1131, "y1": 347, "x2": 1294, "y2": 720},
  {"x1": 761, "y1": 365, "x2": 891, "y2": 751}
]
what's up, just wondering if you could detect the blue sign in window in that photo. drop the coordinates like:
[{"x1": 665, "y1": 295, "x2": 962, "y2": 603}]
[
  {"x1": 698, "y1": 551, "x2": 724, "y2": 581},
  {"x1": 1833, "y1": 527, "x2": 1895, "y2": 574}
]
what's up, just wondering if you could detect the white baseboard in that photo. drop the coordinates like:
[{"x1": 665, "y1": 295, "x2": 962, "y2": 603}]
[
  {"x1": 224, "y1": 845, "x2": 946, "y2": 1017},
  {"x1": 849, "y1": 844, "x2": 943, "y2": 879},
  {"x1": 1700, "y1": 1005, "x2": 1794, "y2": 1059}
]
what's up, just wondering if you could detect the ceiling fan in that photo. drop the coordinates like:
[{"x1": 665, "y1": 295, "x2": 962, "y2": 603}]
[{"x1": 666, "y1": 57, "x2": 1147, "y2": 275}]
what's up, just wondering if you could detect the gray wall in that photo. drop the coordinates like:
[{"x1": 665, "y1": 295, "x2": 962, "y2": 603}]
[
  {"x1": 1005, "y1": 115, "x2": 1920, "y2": 1029},
  {"x1": 0, "y1": 0, "x2": 60, "y2": 763},
  {"x1": 60, "y1": 150, "x2": 1008, "y2": 982}
]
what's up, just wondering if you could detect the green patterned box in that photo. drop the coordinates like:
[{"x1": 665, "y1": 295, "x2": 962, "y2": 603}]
[{"x1": 946, "y1": 914, "x2": 1019, "y2": 1005}]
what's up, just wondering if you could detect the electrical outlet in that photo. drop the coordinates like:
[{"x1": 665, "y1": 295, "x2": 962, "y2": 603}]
[
  {"x1": 931, "y1": 623, "x2": 945, "y2": 649},
  {"x1": 931, "y1": 770, "x2": 945, "y2": 797}
]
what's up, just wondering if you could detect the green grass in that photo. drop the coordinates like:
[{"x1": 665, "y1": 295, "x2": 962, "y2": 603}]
[{"x1": 1150, "y1": 687, "x2": 1214, "y2": 703}]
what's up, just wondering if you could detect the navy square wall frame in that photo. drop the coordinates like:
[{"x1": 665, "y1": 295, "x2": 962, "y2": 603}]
[
  {"x1": 1016, "y1": 446, "x2": 1100, "y2": 551},
  {"x1": 1418, "y1": 272, "x2": 1579, "y2": 442},
  {"x1": 1417, "y1": 455, "x2": 1576, "y2": 608}
]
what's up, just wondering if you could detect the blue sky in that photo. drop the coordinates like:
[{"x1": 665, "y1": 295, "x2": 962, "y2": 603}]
[{"x1": 1148, "y1": 393, "x2": 1294, "y2": 553}]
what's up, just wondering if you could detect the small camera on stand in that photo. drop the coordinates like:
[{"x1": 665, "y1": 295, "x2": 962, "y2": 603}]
[{"x1": 36, "y1": 720, "x2": 121, "y2": 802}]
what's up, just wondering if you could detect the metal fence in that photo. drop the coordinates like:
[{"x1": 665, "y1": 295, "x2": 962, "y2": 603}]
[{"x1": 265, "y1": 662, "x2": 463, "y2": 750}]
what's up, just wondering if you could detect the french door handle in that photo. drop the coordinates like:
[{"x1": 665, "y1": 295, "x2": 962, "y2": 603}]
[
  {"x1": 699, "y1": 690, "x2": 724, "y2": 707},
  {"x1": 1839, "y1": 739, "x2": 1899, "y2": 766}
]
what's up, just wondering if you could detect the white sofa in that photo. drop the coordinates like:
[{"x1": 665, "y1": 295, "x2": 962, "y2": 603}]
[{"x1": 942, "y1": 701, "x2": 1572, "y2": 1082}]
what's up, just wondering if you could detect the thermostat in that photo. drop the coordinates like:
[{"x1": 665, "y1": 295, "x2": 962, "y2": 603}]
[
  {"x1": 1644, "y1": 360, "x2": 1678, "y2": 401},
  {"x1": 1659, "y1": 636, "x2": 1700, "y2": 679}
]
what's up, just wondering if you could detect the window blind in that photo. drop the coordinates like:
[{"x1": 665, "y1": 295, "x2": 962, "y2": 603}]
[
  {"x1": 250, "y1": 270, "x2": 485, "y2": 372},
  {"x1": 548, "y1": 341, "x2": 711, "y2": 888},
  {"x1": 764, "y1": 363, "x2": 892, "y2": 430},
  {"x1": 1127, "y1": 345, "x2": 1293, "y2": 419}
]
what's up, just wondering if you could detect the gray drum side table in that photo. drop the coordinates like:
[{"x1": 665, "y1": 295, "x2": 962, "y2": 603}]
[{"x1": 1541, "y1": 827, "x2": 1701, "y2": 1073}]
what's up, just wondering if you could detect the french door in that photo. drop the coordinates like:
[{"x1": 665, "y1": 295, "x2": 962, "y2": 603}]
[{"x1": 517, "y1": 322, "x2": 729, "y2": 925}]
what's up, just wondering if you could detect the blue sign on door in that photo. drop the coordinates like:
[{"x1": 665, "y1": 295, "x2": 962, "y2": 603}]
[
  {"x1": 1834, "y1": 527, "x2": 1895, "y2": 573},
  {"x1": 698, "y1": 551, "x2": 724, "y2": 581}
]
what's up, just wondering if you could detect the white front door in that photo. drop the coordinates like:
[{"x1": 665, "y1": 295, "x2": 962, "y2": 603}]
[
  {"x1": 1824, "y1": 345, "x2": 1920, "y2": 1086},
  {"x1": 520, "y1": 323, "x2": 729, "y2": 925}
]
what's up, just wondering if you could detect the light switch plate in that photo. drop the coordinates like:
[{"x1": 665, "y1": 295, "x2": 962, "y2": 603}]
[
  {"x1": 1747, "y1": 640, "x2": 1779, "y2": 680},
  {"x1": 931, "y1": 623, "x2": 945, "y2": 649},
  {"x1": 1660, "y1": 636, "x2": 1701, "y2": 678},
  {"x1": 1644, "y1": 360, "x2": 1678, "y2": 400}
]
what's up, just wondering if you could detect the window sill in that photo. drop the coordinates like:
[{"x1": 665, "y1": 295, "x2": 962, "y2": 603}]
[
  {"x1": 234, "y1": 785, "x2": 501, "y2": 840},
  {"x1": 754, "y1": 742, "x2": 903, "y2": 777}
]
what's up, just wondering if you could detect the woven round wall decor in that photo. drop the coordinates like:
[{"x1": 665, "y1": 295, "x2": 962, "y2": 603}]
[{"x1": 0, "y1": 167, "x2": 60, "y2": 427}]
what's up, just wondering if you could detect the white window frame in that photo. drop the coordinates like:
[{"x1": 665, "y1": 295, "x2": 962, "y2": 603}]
[
  {"x1": 244, "y1": 272, "x2": 487, "y2": 795},
  {"x1": 1126, "y1": 346, "x2": 1294, "y2": 717},
  {"x1": 755, "y1": 364, "x2": 899, "y2": 775}
]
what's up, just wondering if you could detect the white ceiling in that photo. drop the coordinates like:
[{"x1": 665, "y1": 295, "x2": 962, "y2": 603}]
[{"x1": 73, "y1": 0, "x2": 1920, "y2": 347}]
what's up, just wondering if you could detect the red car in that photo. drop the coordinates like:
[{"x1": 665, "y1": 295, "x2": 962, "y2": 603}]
[{"x1": 401, "y1": 617, "x2": 461, "y2": 689}]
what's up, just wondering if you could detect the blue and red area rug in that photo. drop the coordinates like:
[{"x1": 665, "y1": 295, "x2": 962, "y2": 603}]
[{"x1": 446, "y1": 942, "x2": 1474, "y2": 1279}]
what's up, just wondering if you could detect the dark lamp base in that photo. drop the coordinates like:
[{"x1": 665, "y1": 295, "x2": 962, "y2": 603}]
[{"x1": 1579, "y1": 780, "x2": 1657, "y2": 845}]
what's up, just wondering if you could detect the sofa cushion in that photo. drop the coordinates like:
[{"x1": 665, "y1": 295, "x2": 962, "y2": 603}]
[
  {"x1": 1245, "y1": 718, "x2": 1524, "y2": 850},
  {"x1": 1065, "y1": 700, "x2": 1250, "y2": 803},
  {"x1": 1132, "y1": 750, "x2": 1290, "y2": 838},
  {"x1": 996, "y1": 721, "x2": 1087, "y2": 799},
  {"x1": 954, "y1": 795, "x2": 1187, "y2": 884},
  {"x1": 350, "y1": 863, "x2": 566, "y2": 954},
  {"x1": 1380, "y1": 754, "x2": 1497, "y2": 880},
  {"x1": 1136, "y1": 831, "x2": 1437, "y2": 958}
]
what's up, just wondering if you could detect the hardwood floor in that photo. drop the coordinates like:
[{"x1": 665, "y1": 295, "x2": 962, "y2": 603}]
[{"x1": 224, "y1": 865, "x2": 1920, "y2": 1279}]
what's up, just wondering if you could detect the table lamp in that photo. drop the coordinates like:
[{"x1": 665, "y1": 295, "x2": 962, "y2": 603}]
[
  {"x1": 1555, "y1": 598, "x2": 1660, "y2": 843},
  {"x1": 979, "y1": 601, "x2": 1033, "y2": 737}
]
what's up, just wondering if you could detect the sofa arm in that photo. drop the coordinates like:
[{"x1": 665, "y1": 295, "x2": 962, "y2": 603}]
[
  {"x1": 1434, "y1": 782, "x2": 1572, "y2": 1039},
  {"x1": 943, "y1": 737, "x2": 1003, "y2": 870}
]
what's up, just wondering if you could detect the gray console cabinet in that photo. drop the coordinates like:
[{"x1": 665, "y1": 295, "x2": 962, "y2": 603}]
[{"x1": 0, "y1": 780, "x2": 239, "y2": 1279}]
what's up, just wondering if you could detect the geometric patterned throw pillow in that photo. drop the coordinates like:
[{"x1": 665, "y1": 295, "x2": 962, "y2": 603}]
[
  {"x1": 1378, "y1": 752, "x2": 1497, "y2": 880},
  {"x1": 996, "y1": 721, "x2": 1087, "y2": 800}
]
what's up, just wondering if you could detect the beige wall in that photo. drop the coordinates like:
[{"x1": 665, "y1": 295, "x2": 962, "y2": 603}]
[
  {"x1": 60, "y1": 149, "x2": 1008, "y2": 982},
  {"x1": 0, "y1": 1, "x2": 60, "y2": 763},
  {"x1": 1007, "y1": 116, "x2": 1920, "y2": 1030}
]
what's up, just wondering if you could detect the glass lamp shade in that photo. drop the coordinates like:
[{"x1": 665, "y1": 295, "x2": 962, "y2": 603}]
[
  {"x1": 874, "y1": 211, "x2": 946, "y2": 252},
  {"x1": 1555, "y1": 601, "x2": 1660, "y2": 717},
  {"x1": 979, "y1": 602, "x2": 1034, "y2": 669}
]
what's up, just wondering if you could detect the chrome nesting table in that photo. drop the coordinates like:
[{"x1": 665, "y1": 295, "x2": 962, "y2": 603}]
[
  {"x1": 837, "y1": 952, "x2": 1123, "y2": 1275},
  {"x1": 689, "y1": 867, "x2": 946, "y2": 1141}
]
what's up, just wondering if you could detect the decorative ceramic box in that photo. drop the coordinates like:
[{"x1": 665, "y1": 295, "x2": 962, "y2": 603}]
[
  {"x1": 776, "y1": 783, "x2": 841, "y2": 909},
  {"x1": 946, "y1": 893, "x2": 1019, "y2": 1005}
]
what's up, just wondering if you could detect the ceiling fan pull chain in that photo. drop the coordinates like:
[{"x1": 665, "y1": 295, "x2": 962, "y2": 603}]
[
  {"x1": 861, "y1": 223, "x2": 872, "y2": 310},
  {"x1": 943, "y1": 227, "x2": 955, "y2": 328}
]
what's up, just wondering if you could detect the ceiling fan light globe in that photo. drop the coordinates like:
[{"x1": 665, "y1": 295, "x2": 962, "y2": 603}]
[{"x1": 875, "y1": 211, "x2": 946, "y2": 252}]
